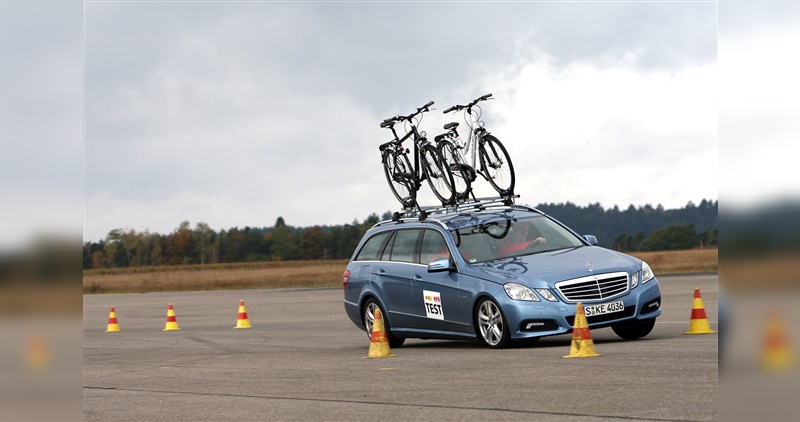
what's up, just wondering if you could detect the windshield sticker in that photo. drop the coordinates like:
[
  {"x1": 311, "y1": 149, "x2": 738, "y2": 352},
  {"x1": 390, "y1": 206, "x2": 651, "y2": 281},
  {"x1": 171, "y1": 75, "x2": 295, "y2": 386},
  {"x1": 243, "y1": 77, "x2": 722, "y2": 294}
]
[
  {"x1": 423, "y1": 290, "x2": 444, "y2": 320},
  {"x1": 469, "y1": 258, "x2": 477, "y2": 263}
]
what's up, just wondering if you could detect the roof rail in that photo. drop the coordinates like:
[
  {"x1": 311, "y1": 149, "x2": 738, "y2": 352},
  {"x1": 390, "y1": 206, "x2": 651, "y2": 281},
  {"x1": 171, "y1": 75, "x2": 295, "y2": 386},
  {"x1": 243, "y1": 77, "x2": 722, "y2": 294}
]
[{"x1": 391, "y1": 195, "x2": 520, "y2": 222}]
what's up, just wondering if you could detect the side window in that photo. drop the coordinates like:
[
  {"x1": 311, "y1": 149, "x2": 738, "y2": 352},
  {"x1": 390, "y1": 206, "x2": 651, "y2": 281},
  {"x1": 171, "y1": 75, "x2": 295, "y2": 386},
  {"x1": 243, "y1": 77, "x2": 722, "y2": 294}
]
[
  {"x1": 387, "y1": 229, "x2": 420, "y2": 263},
  {"x1": 420, "y1": 230, "x2": 450, "y2": 264},
  {"x1": 355, "y1": 232, "x2": 391, "y2": 261}
]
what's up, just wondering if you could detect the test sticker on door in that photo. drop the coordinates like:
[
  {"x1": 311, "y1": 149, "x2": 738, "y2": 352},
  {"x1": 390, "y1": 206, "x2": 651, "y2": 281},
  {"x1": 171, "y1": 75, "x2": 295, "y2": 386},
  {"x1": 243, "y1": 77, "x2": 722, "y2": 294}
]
[{"x1": 423, "y1": 290, "x2": 444, "y2": 320}]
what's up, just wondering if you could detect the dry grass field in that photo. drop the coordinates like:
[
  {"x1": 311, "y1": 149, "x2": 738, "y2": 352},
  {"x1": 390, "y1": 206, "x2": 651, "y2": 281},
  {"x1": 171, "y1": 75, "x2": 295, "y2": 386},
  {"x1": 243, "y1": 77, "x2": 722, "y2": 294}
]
[
  {"x1": 83, "y1": 249, "x2": 717, "y2": 294},
  {"x1": 628, "y1": 249, "x2": 718, "y2": 275},
  {"x1": 83, "y1": 260, "x2": 349, "y2": 294}
]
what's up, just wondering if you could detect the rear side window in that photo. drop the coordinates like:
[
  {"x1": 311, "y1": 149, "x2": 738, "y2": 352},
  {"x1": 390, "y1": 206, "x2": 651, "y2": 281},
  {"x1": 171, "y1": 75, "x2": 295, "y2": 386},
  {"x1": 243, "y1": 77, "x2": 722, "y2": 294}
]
[
  {"x1": 354, "y1": 232, "x2": 391, "y2": 261},
  {"x1": 385, "y1": 229, "x2": 420, "y2": 263}
]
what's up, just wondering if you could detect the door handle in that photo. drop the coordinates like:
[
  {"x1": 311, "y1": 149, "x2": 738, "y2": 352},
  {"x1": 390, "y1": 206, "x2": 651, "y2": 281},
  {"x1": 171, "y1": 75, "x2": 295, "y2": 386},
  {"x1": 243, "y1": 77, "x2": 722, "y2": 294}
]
[{"x1": 413, "y1": 274, "x2": 423, "y2": 281}]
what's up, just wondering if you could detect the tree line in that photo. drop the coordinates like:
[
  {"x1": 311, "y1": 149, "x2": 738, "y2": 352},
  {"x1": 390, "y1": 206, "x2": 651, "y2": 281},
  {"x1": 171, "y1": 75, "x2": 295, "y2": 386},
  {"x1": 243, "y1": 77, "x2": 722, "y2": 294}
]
[
  {"x1": 533, "y1": 199, "x2": 717, "y2": 252},
  {"x1": 83, "y1": 199, "x2": 717, "y2": 270}
]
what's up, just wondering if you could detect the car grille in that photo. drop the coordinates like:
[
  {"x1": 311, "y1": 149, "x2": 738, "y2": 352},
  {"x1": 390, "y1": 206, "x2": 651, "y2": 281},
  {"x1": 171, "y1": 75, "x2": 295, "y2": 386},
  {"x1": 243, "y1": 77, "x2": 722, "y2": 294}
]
[{"x1": 555, "y1": 272, "x2": 629, "y2": 303}]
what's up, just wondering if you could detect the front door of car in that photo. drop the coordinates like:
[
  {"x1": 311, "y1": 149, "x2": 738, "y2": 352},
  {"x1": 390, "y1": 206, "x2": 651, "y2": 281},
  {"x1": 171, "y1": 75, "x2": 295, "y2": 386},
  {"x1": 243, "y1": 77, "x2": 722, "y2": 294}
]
[{"x1": 410, "y1": 229, "x2": 472, "y2": 334}]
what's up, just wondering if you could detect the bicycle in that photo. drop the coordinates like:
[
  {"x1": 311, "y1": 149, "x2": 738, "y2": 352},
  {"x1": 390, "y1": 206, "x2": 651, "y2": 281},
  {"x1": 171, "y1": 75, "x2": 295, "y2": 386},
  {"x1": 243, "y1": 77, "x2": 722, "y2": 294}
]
[
  {"x1": 434, "y1": 93, "x2": 515, "y2": 200},
  {"x1": 379, "y1": 101, "x2": 457, "y2": 209}
]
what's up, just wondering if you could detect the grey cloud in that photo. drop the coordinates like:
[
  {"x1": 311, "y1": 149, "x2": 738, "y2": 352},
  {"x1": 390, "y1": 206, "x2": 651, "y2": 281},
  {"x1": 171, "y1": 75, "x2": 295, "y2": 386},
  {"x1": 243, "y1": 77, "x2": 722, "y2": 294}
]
[
  {"x1": 83, "y1": 1, "x2": 717, "y2": 240},
  {"x1": 86, "y1": 2, "x2": 715, "y2": 115}
]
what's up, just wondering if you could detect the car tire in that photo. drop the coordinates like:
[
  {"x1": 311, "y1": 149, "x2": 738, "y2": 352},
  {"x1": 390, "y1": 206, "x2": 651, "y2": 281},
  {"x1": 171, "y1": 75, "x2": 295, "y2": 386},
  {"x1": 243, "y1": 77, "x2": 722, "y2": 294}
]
[
  {"x1": 475, "y1": 298, "x2": 511, "y2": 349},
  {"x1": 611, "y1": 318, "x2": 656, "y2": 340},
  {"x1": 363, "y1": 298, "x2": 405, "y2": 348}
]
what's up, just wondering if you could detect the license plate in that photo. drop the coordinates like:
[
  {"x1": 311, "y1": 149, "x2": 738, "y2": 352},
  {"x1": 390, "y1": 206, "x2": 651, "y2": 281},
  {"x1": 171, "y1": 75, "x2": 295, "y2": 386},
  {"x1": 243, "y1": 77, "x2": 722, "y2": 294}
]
[{"x1": 584, "y1": 301, "x2": 625, "y2": 317}]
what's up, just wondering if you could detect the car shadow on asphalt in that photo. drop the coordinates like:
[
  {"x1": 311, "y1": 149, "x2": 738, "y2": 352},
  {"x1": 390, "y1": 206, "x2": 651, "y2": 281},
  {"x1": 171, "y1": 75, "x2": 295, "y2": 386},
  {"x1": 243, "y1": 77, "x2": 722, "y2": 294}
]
[{"x1": 395, "y1": 331, "x2": 671, "y2": 350}]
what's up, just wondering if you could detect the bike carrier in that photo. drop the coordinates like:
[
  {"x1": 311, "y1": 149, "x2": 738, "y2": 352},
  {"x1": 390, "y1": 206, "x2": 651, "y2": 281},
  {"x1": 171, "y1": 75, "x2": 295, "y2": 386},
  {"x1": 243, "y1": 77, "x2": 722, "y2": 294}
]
[{"x1": 392, "y1": 194, "x2": 520, "y2": 222}]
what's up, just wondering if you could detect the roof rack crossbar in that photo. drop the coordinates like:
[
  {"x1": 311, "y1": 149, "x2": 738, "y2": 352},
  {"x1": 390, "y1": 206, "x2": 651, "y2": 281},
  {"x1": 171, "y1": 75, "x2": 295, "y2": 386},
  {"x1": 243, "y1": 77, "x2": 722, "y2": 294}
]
[{"x1": 391, "y1": 194, "x2": 520, "y2": 222}]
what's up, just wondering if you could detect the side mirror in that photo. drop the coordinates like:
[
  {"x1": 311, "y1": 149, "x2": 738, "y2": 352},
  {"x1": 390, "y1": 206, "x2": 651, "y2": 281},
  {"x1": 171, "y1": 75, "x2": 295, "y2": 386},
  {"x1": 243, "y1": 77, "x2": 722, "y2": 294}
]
[
  {"x1": 428, "y1": 257, "x2": 455, "y2": 273},
  {"x1": 583, "y1": 235, "x2": 598, "y2": 246}
]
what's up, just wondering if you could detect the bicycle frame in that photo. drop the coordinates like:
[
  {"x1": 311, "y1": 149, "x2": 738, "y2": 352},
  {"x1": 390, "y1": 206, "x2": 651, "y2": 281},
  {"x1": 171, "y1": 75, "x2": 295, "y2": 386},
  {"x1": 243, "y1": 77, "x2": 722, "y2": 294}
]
[
  {"x1": 437, "y1": 93, "x2": 515, "y2": 199},
  {"x1": 383, "y1": 118, "x2": 426, "y2": 181},
  {"x1": 447, "y1": 105, "x2": 491, "y2": 181}
]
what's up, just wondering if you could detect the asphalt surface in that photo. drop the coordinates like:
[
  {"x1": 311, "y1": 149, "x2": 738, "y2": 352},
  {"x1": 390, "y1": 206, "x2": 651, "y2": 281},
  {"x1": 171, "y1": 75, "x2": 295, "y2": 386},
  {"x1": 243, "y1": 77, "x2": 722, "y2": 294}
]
[{"x1": 84, "y1": 274, "x2": 718, "y2": 421}]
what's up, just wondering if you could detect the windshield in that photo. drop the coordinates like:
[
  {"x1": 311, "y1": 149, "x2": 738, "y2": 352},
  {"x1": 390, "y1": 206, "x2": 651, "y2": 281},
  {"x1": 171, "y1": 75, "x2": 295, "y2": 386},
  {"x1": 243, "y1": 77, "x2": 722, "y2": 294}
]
[{"x1": 450, "y1": 215, "x2": 585, "y2": 264}]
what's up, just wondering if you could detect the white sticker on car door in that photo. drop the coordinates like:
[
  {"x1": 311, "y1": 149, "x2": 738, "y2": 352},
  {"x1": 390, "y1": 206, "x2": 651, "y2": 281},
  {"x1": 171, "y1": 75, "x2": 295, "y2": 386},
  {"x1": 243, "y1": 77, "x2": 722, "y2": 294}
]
[{"x1": 423, "y1": 290, "x2": 444, "y2": 320}]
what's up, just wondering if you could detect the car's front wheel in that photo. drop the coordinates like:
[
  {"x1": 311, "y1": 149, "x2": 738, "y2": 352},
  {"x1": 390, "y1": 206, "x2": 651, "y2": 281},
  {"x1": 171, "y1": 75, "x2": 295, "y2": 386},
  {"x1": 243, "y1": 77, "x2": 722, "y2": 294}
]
[
  {"x1": 363, "y1": 298, "x2": 405, "y2": 348},
  {"x1": 475, "y1": 298, "x2": 511, "y2": 349},
  {"x1": 611, "y1": 318, "x2": 656, "y2": 340}
]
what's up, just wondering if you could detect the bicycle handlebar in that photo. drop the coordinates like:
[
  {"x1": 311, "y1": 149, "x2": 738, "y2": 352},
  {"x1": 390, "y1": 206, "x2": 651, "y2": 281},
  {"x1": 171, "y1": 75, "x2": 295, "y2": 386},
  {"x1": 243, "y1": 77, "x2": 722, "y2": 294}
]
[
  {"x1": 419, "y1": 100, "x2": 434, "y2": 112},
  {"x1": 381, "y1": 100, "x2": 435, "y2": 128},
  {"x1": 442, "y1": 93, "x2": 493, "y2": 114}
]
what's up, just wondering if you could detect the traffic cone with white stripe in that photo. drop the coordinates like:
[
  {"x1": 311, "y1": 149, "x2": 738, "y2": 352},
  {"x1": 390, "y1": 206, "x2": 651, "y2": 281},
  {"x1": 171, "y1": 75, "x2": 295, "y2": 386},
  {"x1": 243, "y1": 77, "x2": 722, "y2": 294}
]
[
  {"x1": 163, "y1": 303, "x2": 180, "y2": 331},
  {"x1": 105, "y1": 306, "x2": 121, "y2": 332},
  {"x1": 685, "y1": 288, "x2": 715, "y2": 334},
  {"x1": 234, "y1": 300, "x2": 252, "y2": 329},
  {"x1": 365, "y1": 308, "x2": 394, "y2": 358},
  {"x1": 564, "y1": 302, "x2": 602, "y2": 358}
]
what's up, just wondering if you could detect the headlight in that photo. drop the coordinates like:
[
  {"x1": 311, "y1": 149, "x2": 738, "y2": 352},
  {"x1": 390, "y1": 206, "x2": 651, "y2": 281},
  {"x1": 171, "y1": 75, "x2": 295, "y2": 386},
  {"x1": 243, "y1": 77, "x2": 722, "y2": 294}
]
[
  {"x1": 535, "y1": 288, "x2": 558, "y2": 302},
  {"x1": 631, "y1": 272, "x2": 639, "y2": 288},
  {"x1": 504, "y1": 282, "x2": 540, "y2": 301},
  {"x1": 642, "y1": 261, "x2": 655, "y2": 284}
]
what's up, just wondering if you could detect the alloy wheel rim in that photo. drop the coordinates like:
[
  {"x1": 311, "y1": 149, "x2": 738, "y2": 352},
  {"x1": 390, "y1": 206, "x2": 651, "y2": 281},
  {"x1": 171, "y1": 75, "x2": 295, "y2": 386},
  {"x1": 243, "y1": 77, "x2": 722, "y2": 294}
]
[
  {"x1": 365, "y1": 303, "x2": 377, "y2": 337},
  {"x1": 478, "y1": 301, "x2": 503, "y2": 346}
]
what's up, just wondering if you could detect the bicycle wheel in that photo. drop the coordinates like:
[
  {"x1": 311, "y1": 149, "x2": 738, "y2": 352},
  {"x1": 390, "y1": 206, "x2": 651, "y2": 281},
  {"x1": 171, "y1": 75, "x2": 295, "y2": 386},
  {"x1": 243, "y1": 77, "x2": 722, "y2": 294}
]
[
  {"x1": 478, "y1": 134, "x2": 515, "y2": 195},
  {"x1": 438, "y1": 140, "x2": 474, "y2": 201},
  {"x1": 382, "y1": 148, "x2": 417, "y2": 208},
  {"x1": 420, "y1": 144, "x2": 456, "y2": 205}
]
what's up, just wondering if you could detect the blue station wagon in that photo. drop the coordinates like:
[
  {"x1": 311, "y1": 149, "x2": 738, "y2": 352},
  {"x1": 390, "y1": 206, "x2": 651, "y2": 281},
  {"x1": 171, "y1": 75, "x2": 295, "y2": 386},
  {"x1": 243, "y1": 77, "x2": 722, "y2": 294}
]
[{"x1": 342, "y1": 202, "x2": 662, "y2": 348}]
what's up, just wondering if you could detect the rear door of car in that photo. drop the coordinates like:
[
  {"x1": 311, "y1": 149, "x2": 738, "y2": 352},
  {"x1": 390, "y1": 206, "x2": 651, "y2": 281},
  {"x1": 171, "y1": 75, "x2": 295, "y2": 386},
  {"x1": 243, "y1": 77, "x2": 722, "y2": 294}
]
[{"x1": 372, "y1": 228, "x2": 422, "y2": 329}]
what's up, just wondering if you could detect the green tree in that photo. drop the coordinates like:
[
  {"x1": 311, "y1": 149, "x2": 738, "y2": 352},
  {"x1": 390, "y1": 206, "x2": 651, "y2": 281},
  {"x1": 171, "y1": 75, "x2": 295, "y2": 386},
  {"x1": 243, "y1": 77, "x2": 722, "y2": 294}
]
[
  {"x1": 642, "y1": 225, "x2": 697, "y2": 251},
  {"x1": 270, "y1": 217, "x2": 297, "y2": 260},
  {"x1": 148, "y1": 234, "x2": 164, "y2": 266},
  {"x1": 103, "y1": 230, "x2": 127, "y2": 268},
  {"x1": 193, "y1": 222, "x2": 214, "y2": 264}
]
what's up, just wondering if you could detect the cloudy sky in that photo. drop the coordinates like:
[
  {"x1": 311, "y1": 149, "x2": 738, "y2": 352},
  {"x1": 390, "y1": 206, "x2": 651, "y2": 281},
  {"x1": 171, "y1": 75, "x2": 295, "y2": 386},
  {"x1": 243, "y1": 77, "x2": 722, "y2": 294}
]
[
  {"x1": 21, "y1": 1, "x2": 800, "y2": 248},
  {"x1": 76, "y1": 1, "x2": 723, "y2": 243}
]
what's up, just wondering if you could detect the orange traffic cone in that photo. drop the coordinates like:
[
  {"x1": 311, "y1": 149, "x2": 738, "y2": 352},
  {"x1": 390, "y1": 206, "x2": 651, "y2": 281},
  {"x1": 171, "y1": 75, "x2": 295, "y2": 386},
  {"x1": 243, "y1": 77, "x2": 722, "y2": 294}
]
[
  {"x1": 564, "y1": 302, "x2": 601, "y2": 358},
  {"x1": 234, "y1": 300, "x2": 252, "y2": 329},
  {"x1": 106, "y1": 306, "x2": 121, "y2": 332},
  {"x1": 762, "y1": 310, "x2": 794, "y2": 371},
  {"x1": 163, "y1": 303, "x2": 180, "y2": 331},
  {"x1": 365, "y1": 308, "x2": 394, "y2": 358},
  {"x1": 685, "y1": 288, "x2": 715, "y2": 334}
]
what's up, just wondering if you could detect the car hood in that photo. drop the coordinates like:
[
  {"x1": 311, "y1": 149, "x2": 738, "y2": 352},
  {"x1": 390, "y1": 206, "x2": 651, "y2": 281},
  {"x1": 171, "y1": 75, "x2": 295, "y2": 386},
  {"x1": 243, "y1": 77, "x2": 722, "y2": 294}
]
[{"x1": 464, "y1": 246, "x2": 640, "y2": 288}]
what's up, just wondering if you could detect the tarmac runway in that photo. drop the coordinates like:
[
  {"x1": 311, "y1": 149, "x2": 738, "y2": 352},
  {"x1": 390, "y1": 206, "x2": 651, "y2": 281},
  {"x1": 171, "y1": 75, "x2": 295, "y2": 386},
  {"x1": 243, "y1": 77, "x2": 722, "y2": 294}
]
[{"x1": 84, "y1": 274, "x2": 718, "y2": 421}]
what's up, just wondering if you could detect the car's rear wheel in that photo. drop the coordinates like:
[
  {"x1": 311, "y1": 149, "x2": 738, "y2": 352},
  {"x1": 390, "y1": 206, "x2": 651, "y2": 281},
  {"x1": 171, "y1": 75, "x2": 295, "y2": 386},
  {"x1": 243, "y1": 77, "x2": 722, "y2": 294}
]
[
  {"x1": 363, "y1": 298, "x2": 405, "y2": 348},
  {"x1": 475, "y1": 298, "x2": 511, "y2": 349},
  {"x1": 611, "y1": 318, "x2": 656, "y2": 340}
]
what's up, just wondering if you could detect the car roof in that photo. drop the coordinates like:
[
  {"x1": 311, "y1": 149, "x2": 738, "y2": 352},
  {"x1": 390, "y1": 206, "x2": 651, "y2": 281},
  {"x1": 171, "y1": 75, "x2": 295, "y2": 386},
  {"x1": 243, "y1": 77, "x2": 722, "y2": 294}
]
[{"x1": 371, "y1": 202, "x2": 547, "y2": 232}]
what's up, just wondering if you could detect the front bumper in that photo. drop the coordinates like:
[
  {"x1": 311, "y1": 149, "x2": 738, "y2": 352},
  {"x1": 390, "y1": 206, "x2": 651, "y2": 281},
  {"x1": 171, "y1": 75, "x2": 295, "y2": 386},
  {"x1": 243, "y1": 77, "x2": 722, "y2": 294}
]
[{"x1": 503, "y1": 278, "x2": 662, "y2": 340}]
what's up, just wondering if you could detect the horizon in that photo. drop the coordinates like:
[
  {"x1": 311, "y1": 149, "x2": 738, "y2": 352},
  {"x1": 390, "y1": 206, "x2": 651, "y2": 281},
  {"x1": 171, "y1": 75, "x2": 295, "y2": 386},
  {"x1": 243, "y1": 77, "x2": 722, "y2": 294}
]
[{"x1": 83, "y1": 197, "x2": 718, "y2": 243}]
